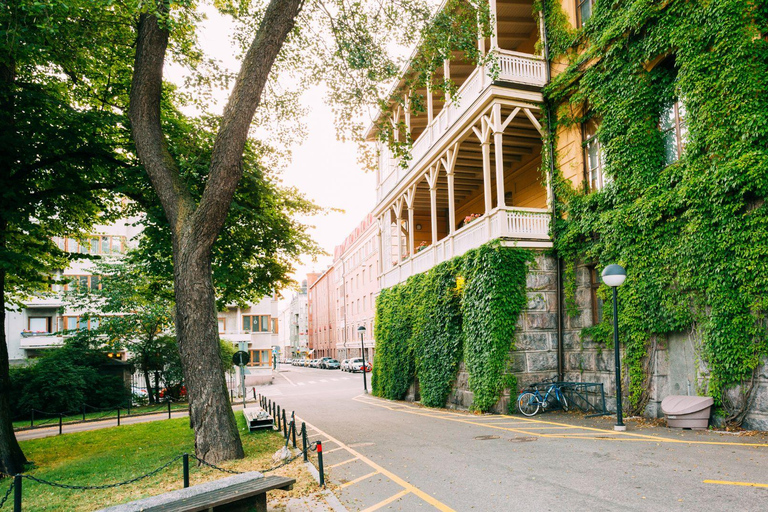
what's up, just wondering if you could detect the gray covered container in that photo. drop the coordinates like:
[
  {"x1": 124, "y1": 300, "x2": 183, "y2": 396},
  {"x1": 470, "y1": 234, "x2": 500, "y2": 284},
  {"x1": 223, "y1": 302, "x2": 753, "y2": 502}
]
[{"x1": 661, "y1": 395, "x2": 714, "y2": 429}]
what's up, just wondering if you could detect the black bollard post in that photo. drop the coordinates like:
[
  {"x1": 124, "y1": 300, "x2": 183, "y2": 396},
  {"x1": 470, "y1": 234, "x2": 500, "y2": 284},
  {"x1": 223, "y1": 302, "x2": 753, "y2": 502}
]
[
  {"x1": 82, "y1": 404, "x2": 86, "y2": 422},
  {"x1": 59, "y1": 413, "x2": 63, "y2": 435},
  {"x1": 252, "y1": 388, "x2": 256, "y2": 401},
  {"x1": 168, "y1": 400, "x2": 171, "y2": 419},
  {"x1": 282, "y1": 410, "x2": 287, "y2": 438},
  {"x1": 117, "y1": 407, "x2": 121, "y2": 427},
  {"x1": 276, "y1": 405, "x2": 281, "y2": 431},
  {"x1": 230, "y1": 388, "x2": 234, "y2": 401},
  {"x1": 317, "y1": 440, "x2": 325, "y2": 487},
  {"x1": 291, "y1": 415, "x2": 297, "y2": 448},
  {"x1": 30, "y1": 410, "x2": 34, "y2": 429},
  {"x1": 302, "y1": 422, "x2": 308, "y2": 462},
  {"x1": 14, "y1": 474, "x2": 21, "y2": 512},
  {"x1": 183, "y1": 453, "x2": 189, "y2": 488}
]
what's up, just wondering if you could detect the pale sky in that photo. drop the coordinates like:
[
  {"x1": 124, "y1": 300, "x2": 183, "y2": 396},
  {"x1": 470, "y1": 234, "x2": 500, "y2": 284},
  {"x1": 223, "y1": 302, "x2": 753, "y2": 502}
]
[{"x1": 169, "y1": 6, "x2": 379, "y2": 295}]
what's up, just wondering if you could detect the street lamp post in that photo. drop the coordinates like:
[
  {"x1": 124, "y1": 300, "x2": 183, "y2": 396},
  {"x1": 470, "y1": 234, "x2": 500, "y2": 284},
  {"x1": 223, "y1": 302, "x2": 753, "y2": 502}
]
[
  {"x1": 357, "y1": 325, "x2": 368, "y2": 394},
  {"x1": 602, "y1": 264, "x2": 627, "y2": 431}
]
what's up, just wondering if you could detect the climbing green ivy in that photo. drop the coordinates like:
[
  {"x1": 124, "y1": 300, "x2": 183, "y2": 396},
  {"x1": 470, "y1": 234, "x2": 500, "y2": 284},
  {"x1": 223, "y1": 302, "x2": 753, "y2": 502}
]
[
  {"x1": 373, "y1": 242, "x2": 530, "y2": 412},
  {"x1": 541, "y1": 0, "x2": 768, "y2": 423}
]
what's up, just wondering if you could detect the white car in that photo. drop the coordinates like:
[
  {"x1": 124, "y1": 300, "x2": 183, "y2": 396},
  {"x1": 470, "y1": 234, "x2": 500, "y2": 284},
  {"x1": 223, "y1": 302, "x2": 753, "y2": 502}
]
[
  {"x1": 340, "y1": 359, "x2": 350, "y2": 372},
  {"x1": 348, "y1": 358, "x2": 371, "y2": 373}
]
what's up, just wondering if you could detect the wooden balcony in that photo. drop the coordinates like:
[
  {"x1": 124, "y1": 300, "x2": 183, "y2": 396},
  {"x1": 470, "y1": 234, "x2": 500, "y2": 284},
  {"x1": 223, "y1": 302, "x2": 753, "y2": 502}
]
[{"x1": 381, "y1": 206, "x2": 550, "y2": 288}]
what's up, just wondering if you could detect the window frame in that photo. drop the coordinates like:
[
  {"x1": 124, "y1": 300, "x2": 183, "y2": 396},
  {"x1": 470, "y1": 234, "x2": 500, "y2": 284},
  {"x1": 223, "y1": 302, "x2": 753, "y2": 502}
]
[
  {"x1": 589, "y1": 266, "x2": 604, "y2": 326},
  {"x1": 582, "y1": 119, "x2": 605, "y2": 191},
  {"x1": 660, "y1": 99, "x2": 687, "y2": 165},
  {"x1": 576, "y1": 0, "x2": 596, "y2": 28}
]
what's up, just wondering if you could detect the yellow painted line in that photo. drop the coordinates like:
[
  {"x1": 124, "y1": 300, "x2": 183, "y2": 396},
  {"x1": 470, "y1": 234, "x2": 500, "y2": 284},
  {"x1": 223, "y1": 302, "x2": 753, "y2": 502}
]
[
  {"x1": 324, "y1": 446, "x2": 346, "y2": 454},
  {"x1": 503, "y1": 426, "x2": 580, "y2": 430},
  {"x1": 703, "y1": 480, "x2": 768, "y2": 488},
  {"x1": 339, "y1": 471, "x2": 380, "y2": 488},
  {"x1": 307, "y1": 433, "x2": 323, "y2": 438},
  {"x1": 353, "y1": 397, "x2": 768, "y2": 448},
  {"x1": 297, "y1": 416, "x2": 456, "y2": 512},
  {"x1": 361, "y1": 490, "x2": 411, "y2": 512},
  {"x1": 327, "y1": 457, "x2": 359, "y2": 469}
]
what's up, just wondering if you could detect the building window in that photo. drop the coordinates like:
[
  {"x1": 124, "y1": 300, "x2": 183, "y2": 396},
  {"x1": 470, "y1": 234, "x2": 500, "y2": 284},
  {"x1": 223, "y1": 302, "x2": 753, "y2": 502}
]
[
  {"x1": 242, "y1": 315, "x2": 271, "y2": 333},
  {"x1": 577, "y1": 0, "x2": 596, "y2": 27},
  {"x1": 218, "y1": 318, "x2": 226, "y2": 334},
  {"x1": 660, "y1": 100, "x2": 687, "y2": 165},
  {"x1": 272, "y1": 318, "x2": 278, "y2": 334},
  {"x1": 63, "y1": 275, "x2": 102, "y2": 291},
  {"x1": 583, "y1": 119, "x2": 605, "y2": 191},
  {"x1": 589, "y1": 266, "x2": 604, "y2": 326},
  {"x1": 60, "y1": 316, "x2": 99, "y2": 331},
  {"x1": 28, "y1": 317, "x2": 52, "y2": 333},
  {"x1": 64, "y1": 235, "x2": 125, "y2": 255},
  {"x1": 248, "y1": 349, "x2": 271, "y2": 367}
]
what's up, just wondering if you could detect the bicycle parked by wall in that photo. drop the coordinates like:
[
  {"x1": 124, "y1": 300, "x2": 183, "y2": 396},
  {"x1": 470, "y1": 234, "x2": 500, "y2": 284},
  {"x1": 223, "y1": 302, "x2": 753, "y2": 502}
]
[{"x1": 516, "y1": 379, "x2": 570, "y2": 417}]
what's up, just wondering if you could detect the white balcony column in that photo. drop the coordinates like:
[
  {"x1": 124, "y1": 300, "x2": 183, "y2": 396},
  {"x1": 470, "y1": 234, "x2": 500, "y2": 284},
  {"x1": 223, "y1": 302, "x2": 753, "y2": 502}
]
[
  {"x1": 441, "y1": 144, "x2": 459, "y2": 234},
  {"x1": 392, "y1": 198, "x2": 404, "y2": 264},
  {"x1": 426, "y1": 166, "x2": 439, "y2": 245},
  {"x1": 392, "y1": 106, "x2": 401, "y2": 142},
  {"x1": 405, "y1": 185, "x2": 416, "y2": 259},
  {"x1": 492, "y1": 104, "x2": 506, "y2": 208},
  {"x1": 489, "y1": 0, "x2": 498, "y2": 49},
  {"x1": 472, "y1": 117, "x2": 493, "y2": 214},
  {"x1": 443, "y1": 58, "x2": 451, "y2": 102},
  {"x1": 427, "y1": 78, "x2": 434, "y2": 125}
]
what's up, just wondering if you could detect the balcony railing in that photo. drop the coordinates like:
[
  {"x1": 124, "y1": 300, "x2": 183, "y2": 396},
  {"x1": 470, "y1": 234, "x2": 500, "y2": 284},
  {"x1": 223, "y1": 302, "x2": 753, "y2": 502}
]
[
  {"x1": 381, "y1": 207, "x2": 550, "y2": 289},
  {"x1": 377, "y1": 51, "x2": 546, "y2": 202}
]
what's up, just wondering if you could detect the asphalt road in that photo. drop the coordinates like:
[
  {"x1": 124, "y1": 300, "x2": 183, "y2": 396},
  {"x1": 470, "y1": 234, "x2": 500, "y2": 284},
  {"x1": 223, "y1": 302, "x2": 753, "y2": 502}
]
[{"x1": 260, "y1": 364, "x2": 768, "y2": 512}]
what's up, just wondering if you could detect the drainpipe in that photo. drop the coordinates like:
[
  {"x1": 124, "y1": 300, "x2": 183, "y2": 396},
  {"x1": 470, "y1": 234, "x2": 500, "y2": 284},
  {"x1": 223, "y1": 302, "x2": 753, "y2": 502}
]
[{"x1": 540, "y1": 2, "x2": 565, "y2": 382}]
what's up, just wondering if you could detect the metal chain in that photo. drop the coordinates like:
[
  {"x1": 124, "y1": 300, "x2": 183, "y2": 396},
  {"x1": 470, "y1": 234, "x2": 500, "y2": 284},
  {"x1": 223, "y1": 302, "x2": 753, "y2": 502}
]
[
  {"x1": 191, "y1": 456, "x2": 243, "y2": 475},
  {"x1": 192, "y1": 443, "x2": 312, "y2": 477},
  {"x1": 21, "y1": 455, "x2": 184, "y2": 491},
  {"x1": 0, "y1": 479, "x2": 14, "y2": 509}
]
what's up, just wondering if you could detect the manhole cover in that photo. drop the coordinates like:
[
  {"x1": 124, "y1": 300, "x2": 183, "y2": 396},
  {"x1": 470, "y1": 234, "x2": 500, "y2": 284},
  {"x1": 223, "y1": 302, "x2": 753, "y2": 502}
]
[
  {"x1": 474, "y1": 435, "x2": 500, "y2": 441},
  {"x1": 508, "y1": 436, "x2": 538, "y2": 443}
]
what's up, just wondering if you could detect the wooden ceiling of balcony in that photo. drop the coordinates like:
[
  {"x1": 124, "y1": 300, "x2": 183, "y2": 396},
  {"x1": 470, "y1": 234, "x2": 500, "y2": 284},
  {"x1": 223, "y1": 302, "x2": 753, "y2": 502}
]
[{"x1": 408, "y1": 104, "x2": 543, "y2": 211}]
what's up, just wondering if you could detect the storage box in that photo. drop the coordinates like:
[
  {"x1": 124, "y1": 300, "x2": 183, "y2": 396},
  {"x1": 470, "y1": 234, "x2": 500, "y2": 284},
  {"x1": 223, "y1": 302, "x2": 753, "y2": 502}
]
[{"x1": 661, "y1": 395, "x2": 714, "y2": 430}]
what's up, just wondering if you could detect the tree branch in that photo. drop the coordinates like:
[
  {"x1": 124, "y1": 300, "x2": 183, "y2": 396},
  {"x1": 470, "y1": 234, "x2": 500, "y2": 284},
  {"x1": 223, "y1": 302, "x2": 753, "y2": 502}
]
[
  {"x1": 195, "y1": 0, "x2": 305, "y2": 247},
  {"x1": 128, "y1": 10, "x2": 194, "y2": 235}
]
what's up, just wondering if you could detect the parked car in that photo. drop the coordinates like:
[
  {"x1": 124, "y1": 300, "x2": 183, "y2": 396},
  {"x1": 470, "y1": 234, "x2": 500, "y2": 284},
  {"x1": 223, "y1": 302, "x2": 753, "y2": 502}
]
[
  {"x1": 318, "y1": 357, "x2": 332, "y2": 369},
  {"x1": 340, "y1": 359, "x2": 350, "y2": 372},
  {"x1": 312, "y1": 359, "x2": 321, "y2": 368},
  {"x1": 349, "y1": 358, "x2": 372, "y2": 373},
  {"x1": 322, "y1": 358, "x2": 340, "y2": 370}
]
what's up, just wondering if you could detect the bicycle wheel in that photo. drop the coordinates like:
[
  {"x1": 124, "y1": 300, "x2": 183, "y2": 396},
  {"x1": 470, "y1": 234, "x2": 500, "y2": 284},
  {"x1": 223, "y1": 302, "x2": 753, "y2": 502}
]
[
  {"x1": 517, "y1": 392, "x2": 540, "y2": 417},
  {"x1": 558, "y1": 390, "x2": 569, "y2": 412}
]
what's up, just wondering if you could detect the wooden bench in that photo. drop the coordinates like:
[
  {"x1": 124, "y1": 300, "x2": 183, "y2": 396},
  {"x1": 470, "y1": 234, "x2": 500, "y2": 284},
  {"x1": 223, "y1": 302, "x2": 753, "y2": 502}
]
[
  {"x1": 243, "y1": 407, "x2": 274, "y2": 432},
  {"x1": 97, "y1": 472, "x2": 295, "y2": 512}
]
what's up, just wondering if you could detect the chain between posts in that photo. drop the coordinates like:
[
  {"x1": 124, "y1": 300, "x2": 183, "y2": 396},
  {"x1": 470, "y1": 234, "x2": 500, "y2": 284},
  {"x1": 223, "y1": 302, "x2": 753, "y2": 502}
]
[{"x1": 0, "y1": 479, "x2": 13, "y2": 509}]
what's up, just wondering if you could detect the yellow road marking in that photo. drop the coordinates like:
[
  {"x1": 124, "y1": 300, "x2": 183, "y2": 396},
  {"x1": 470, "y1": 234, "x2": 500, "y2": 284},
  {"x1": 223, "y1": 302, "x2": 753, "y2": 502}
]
[
  {"x1": 340, "y1": 471, "x2": 380, "y2": 488},
  {"x1": 353, "y1": 396, "x2": 768, "y2": 448},
  {"x1": 307, "y1": 433, "x2": 323, "y2": 438},
  {"x1": 703, "y1": 480, "x2": 768, "y2": 488},
  {"x1": 297, "y1": 416, "x2": 456, "y2": 512},
  {"x1": 503, "y1": 426, "x2": 581, "y2": 430},
  {"x1": 361, "y1": 490, "x2": 411, "y2": 512},
  {"x1": 324, "y1": 446, "x2": 346, "y2": 454},
  {"x1": 327, "y1": 457, "x2": 359, "y2": 469}
]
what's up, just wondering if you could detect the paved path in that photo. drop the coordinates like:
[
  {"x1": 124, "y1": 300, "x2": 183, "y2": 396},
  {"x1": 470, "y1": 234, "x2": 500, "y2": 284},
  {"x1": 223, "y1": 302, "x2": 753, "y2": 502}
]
[{"x1": 261, "y1": 365, "x2": 768, "y2": 512}]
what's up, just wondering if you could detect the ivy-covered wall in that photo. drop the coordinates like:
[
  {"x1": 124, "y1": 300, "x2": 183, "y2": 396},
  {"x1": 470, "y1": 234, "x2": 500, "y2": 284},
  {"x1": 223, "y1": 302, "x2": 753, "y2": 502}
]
[
  {"x1": 372, "y1": 243, "x2": 531, "y2": 412},
  {"x1": 541, "y1": 0, "x2": 768, "y2": 426}
]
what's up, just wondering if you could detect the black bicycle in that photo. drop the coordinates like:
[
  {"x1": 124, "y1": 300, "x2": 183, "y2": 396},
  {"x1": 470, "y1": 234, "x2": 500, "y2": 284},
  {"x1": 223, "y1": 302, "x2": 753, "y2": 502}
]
[{"x1": 516, "y1": 379, "x2": 569, "y2": 417}]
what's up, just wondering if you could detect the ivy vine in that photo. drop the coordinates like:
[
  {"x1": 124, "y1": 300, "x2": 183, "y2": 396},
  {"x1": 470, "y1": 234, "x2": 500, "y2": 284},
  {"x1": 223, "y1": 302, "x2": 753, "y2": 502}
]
[
  {"x1": 541, "y1": 0, "x2": 768, "y2": 423},
  {"x1": 373, "y1": 242, "x2": 530, "y2": 412}
]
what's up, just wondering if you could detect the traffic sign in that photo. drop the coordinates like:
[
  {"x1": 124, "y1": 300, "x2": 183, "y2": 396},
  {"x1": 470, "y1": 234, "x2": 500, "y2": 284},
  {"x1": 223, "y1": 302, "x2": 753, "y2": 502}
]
[{"x1": 233, "y1": 350, "x2": 250, "y2": 366}]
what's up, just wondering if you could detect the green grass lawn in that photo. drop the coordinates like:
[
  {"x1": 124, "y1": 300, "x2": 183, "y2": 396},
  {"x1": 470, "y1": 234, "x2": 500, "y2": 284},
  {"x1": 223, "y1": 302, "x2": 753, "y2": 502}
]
[
  {"x1": 13, "y1": 403, "x2": 190, "y2": 431},
  {"x1": 13, "y1": 413, "x2": 301, "y2": 511}
]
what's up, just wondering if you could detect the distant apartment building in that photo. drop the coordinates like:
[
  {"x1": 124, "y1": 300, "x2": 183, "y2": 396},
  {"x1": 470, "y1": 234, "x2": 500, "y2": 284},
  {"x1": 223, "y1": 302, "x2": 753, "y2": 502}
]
[
  {"x1": 278, "y1": 275, "x2": 317, "y2": 359},
  {"x1": 5, "y1": 218, "x2": 142, "y2": 364},
  {"x1": 334, "y1": 214, "x2": 379, "y2": 361},
  {"x1": 5, "y1": 219, "x2": 279, "y2": 380},
  {"x1": 307, "y1": 267, "x2": 336, "y2": 358}
]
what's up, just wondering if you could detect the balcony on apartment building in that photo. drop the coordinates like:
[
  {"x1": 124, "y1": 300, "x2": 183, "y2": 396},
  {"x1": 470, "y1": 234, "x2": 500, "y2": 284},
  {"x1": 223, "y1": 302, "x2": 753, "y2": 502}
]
[{"x1": 371, "y1": 0, "x2": 551, "y2": 289}]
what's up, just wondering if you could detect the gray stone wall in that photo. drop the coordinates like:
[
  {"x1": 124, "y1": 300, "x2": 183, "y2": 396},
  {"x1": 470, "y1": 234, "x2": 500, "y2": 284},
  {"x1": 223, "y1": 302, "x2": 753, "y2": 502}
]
[{"x1": 439, "y1": 252, "x2": 767, "y2": 430}]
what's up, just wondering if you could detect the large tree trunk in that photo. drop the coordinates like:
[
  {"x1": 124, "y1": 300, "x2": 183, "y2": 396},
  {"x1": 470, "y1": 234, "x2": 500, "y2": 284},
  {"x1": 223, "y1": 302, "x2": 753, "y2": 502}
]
[
  {"x1": 128, "y1": 0, "x2": 304, "y2": 464},
  {"x1": 0, "y1": 256, "x2": 28, "y2": 476},
  {"x1": 0, "y1": 60, "x2": 28, "y2": 476},
  {"x1": 174, "y1": 235, "x2": 243, "y2": 461}
]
